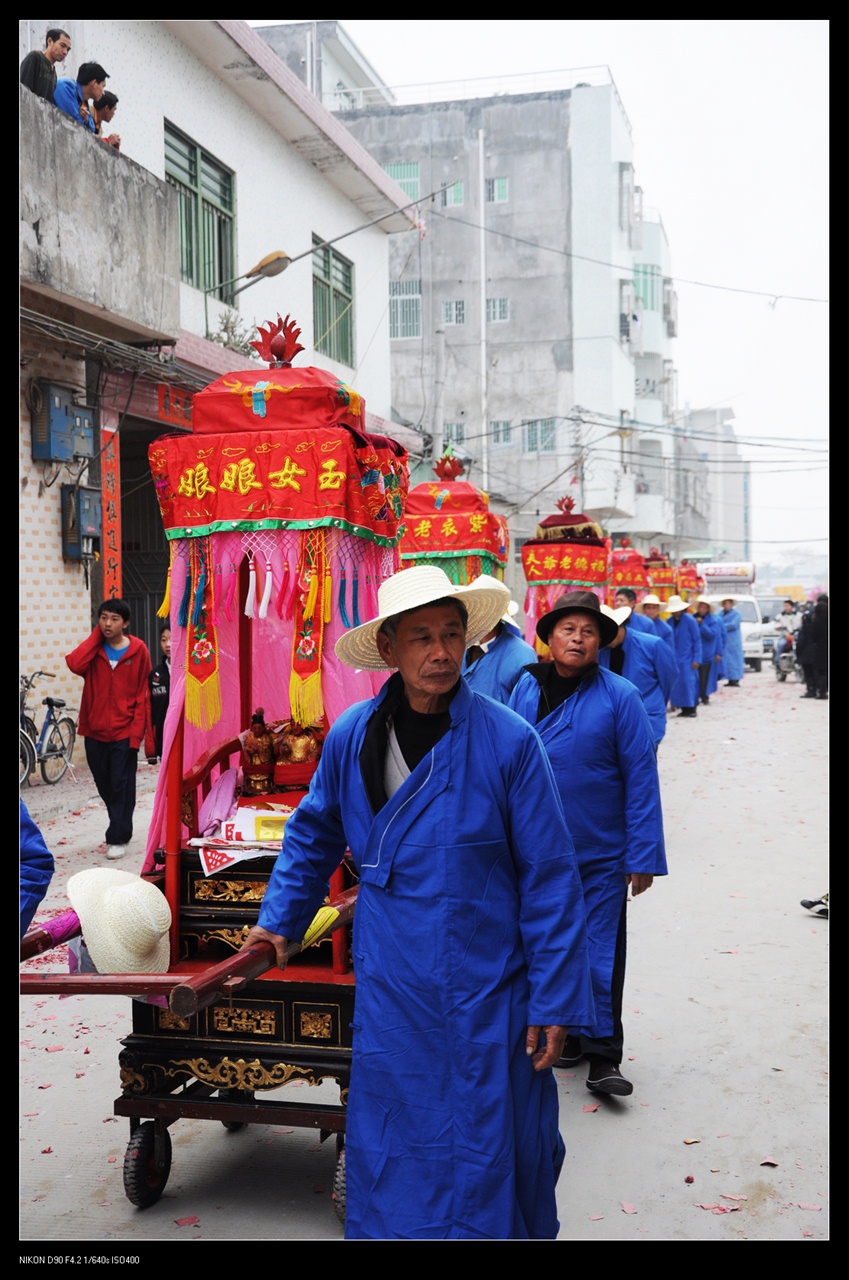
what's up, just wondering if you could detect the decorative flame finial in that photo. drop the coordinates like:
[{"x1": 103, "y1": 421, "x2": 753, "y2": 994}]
[
  {"x1": 649, "y1": 545, "x2": 660, "y2": 557},
  {"x1": 555, "y1": 495, "x2": 576, "y2": 515},
  {"x1": 619, "y1": 536, "x2": 632, "y2": 549},
  {"x1": 250, "y1": 315, "x2": 305, "y2": 367},
  {"x1": 433, "y1": 446, "x2": 464, "y2": 480}
]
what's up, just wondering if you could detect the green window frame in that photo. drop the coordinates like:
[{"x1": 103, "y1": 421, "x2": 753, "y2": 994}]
[
  {"x1": 389, "y1": 279, "x2": 422, "y2": 340},
  {"x1": 313, "y1": 235, "x2": 355, "y2": 367},
  {"x1": 485, "y1": 176, "x2": 509, "y2": 204},
  {"x1": 165, "y1": 122, "x2": 235, "y2": 301},
  {"x1": 384, "y1": 162, "x2": 420, "y2": 200}
]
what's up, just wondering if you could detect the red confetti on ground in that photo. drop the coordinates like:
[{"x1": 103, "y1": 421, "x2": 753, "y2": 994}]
[
  {"x1": 45, "y1": 1045, "x2": 64, "y2": 1053},
  {"x1": 621, "y1": 1202, "x2": 637, "y2": 1214},
  {"x1": 685, "y1": 1176, "x2": 694, "y2": 1184},
  {"x1": 683, "y1": 1138, "x2": 701, "y2": 1145},
  {"x1": 721, "y1": 1194, "x2": 748, "y2": 1201},
  {"x1": 583, "y1": 1103, "x2": 600, "y2": 1113},
  {"x1": 37, "y1": 1084, "x2": 52, "y2": 1090},
  {"x1": 760, "y1": 1157, "x2": 778, "y2": 1166},
  {"x1": 797, "y1": 1204, "x2": 822, "y2": 1211},
  {"x1": 108, "y1": 1157, "x2": 117, "y2": 1164},
  {"x1": 41, "y1": 1147, "x2": 53, "y2": 1154},
  {"x1": 84, "y1": 1047, "x2": 90, "y2": 1054},
  {"x1": 175, "y1": 1216, "x2": 199, "y2": 1227},
  {"x1": 75, "y1": 1072, "x2": 85, "y2": 1079},
  {"x1": 803, "y1": 1231, "x2": 814, "y2": 1238},
  {"x1": 589, "y1": 1215, "x2": 604, "y2": 1221}
]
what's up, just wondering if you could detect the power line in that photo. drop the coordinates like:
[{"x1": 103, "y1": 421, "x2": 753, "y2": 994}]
[{"x1": 428, "y1": 208, "x2": 829, "y2": 305}]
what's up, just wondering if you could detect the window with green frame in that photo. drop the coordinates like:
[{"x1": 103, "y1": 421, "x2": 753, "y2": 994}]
[
  {"x1": 313, "y1": 235, "x2": 355, "y2": 367},
  {"x1": 165, "y1": 122, "x2": 235, "y2": 301},
  {"x1": 384, "y1": 162, "x2": 420, "y2": 200}
]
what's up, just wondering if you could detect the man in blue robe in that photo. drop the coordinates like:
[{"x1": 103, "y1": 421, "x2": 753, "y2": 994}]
[
  {"x1": 462, "y1": 578, "x2": 537, "y2": 704},
  {"x1": 244, "y1": 567, "x2": 593, "y2": 1239},
  {"x1": 640, "y1": 594, "x2": 674, "y2": 648},
  {"x1": 598, "y1": 606, "x2": 678, "y2": 747},
  {"x1": 614, "y1": 587, "x2": 654, "y2": 635},
  {"x1": 719, "y1": 597, "x2": 745, "y2": 685},
  {"x1": 510, "y1": 591, "x2": 666, "y2": 1098},
  {"x1": 665, "y1": 595, "x2": 701, "y2": 716},
  {"x1": 694, "y1": 597, "x2": 723, "y2": 703}
]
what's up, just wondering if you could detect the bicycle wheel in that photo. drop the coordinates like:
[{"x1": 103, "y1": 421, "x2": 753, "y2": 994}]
[
  {"x1": 20, "y1": 730, "x2": 35, "y2": 787},
  {"x1": 23, "y1": 716, "x2": 37, "y2": 743},
  {"x1": 40, "y1": 717, "x2": 76, "y2": 784}
]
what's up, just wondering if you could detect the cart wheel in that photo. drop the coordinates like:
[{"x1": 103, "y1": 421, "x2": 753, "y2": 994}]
[
  {"x1": 775, "y1": 669, "x2": 787, "y2": 682},
  {"x1": 332, "y1": 1145, "x2": 346, "y2": 1225},
  {"x1": 221, "y1": 1120, "x2": 246, "y2": 1132},
  {"x1": 123, "y1": 1121, "x2": 171, "y2": 1208}
]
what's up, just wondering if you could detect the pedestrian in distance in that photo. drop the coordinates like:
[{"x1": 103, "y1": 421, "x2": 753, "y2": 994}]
[
  {"x1": 20, "y1": 27, "x2": 71, "y2": 103},
  {"x1": 146, "y1": 625, "x2": 171, "y2": 763},
  {"x1": 242, "y1": 566, "x2": 593, "y2": 1239},
  {"x1": 65, "y1": 598, "x2": 151, "y2": 860},
  {"x1": 718, "y1": 596, "x2": 745, "y2": 686},
  {"x1": 665, "y1": 595, "x2": 701, "y2": 716}
]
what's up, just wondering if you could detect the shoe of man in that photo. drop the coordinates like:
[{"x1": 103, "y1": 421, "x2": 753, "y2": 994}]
[
  {"x1": 725, "y1": 680, "x2": 740, "y2": 687},
  {"x1": 106, "y1": 844, "x2": 128, "y2": 860},
  {"x1": 586, "y1": 1060, "x2": 633, "y2": 1096},
  {"x1": 555, "y1": 1036, "x2": 585, "y2": 1068},
  {"x1": 800, "y1": 896, "x2": 828, "y2": 919}
]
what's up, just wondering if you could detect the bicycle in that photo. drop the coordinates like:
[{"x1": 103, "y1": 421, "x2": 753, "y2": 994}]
[
  {"x1": 20, "y1": 671, "x2": 77, "y2": 785},
  {"x1": 20, "y1": 728, "x2": 36, "y2": 786}
]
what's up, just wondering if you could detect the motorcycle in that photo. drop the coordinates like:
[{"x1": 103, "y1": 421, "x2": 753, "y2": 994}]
[{"x1": 774, "y1": 630, "x2": 803, "y2": 682}]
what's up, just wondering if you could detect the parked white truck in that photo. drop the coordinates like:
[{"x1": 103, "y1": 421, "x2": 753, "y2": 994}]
[{"x1": 696, "y1": 562, "x2": 769, "y2": 671}]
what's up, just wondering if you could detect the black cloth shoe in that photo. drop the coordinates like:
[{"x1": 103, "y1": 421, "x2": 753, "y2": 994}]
[
  {"x1": 585, "y1": 1060, "x2": 633, "y2": 1096},
  {"x1": 555, "y1": 1036, "x2": 584, "y2": 1068},
  {"x1": 801, "y1": 896, "x2": 828, "y2": 919}
]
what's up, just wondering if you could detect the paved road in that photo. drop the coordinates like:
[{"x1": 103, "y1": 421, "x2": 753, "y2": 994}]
[{"x1": 20, "y1": 669, "x2": 828, "y2": 1244}]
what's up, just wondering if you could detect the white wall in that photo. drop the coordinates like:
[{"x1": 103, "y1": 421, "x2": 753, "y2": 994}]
[{"x1": 73, "y1": 20, "x2": 394, "y2": 417}]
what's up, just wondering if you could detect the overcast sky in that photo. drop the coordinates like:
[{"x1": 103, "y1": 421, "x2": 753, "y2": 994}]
[{"x1": 251, "y1": 20, "x2": 828, "y2": 568}]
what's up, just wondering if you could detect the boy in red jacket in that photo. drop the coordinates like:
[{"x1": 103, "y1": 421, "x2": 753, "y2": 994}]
[{"x1": 66, "y1": 599, "x2": 151, "y2": 860}]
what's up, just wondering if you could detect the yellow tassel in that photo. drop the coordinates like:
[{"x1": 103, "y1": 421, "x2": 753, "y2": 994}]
[
  {"x1": 324, "y1": 563, "x2": 332, "y2": 623},
  {"x1": 157, "y1": 544, "x2": 175, "y2": 618},
  {"x1": 185, "y1": 669, "x2": 222, "y2": 729},
  {"x1": 304, "y1": 568, "x2": 319, "y2": 619},
  {"x1": 289, "y1": 669, "x2": 323, "y2": 726}
]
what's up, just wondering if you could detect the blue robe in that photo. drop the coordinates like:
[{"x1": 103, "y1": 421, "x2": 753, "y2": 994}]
[
  {"x1": 20, "y1": 800, "x2": 55, "y2": 937},
  {"x1": 669, "y1": 612, "x2": 701, "y2": 707},
  {"x1": 463, "y1": 624, "x2": 537, "y2": 704},
  {"x1": 599, "y1": 629, "x2": 677, "y2": 746},
  {"x1": 719, "y1": 607, "x2": 745, "y2": 680},
  {"x1": 510, "y1": 667, "x2": 666, "y2": 1039},
  {"x1": 646, "y1": 615, "x2": 674, "y2": 649},
  {"x1": 625, "y1": 613, "x2": 654, "y2": 636},
  {"x1": 696, "y1": 612, "x2": 723, "y2": 695},
  {"x1": 259, "y1": 677, "x2": 593, "y2": 1240}
]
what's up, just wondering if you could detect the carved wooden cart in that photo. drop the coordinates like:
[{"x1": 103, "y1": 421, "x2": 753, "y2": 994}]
[{"x1": 21, "y1": 319, "x2": 409, "y2": 1218}]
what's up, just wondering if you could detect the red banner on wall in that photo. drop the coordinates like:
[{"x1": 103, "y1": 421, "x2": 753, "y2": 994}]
[{"x1": 101, "y1": 427, "x2": 121, "y2": 599}]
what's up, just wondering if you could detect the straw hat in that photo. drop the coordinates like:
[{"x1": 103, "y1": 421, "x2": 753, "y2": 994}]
[
  {"x1": 536, "y1": 590, "x2": 621, "y2": 648},
  {"x1": 665, "y1": 595, "x2": 691, "y2": 614},
  {"x1": 334, "y1": 565, "x2": 510, "y2": 671},
  {"x1": 467, "y1": 573, "x2": 518, "y2": 626},
  {"x1": 601, "y1": 604, "x2": 632, "y2": 628},
  {"x1": 67, "y1": 869, "x2": 171, "y2": 974},
  {"x1": 696, "y1": 595, "x2": 714, "y2": 609},
  {"x1": 642, "y1": 594, "x2": 662, "y2": 607}
]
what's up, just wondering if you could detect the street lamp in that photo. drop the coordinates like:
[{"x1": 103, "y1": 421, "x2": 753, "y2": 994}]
[{"x1": 204, "y1": 250, "x2": 291, "y2": 338}]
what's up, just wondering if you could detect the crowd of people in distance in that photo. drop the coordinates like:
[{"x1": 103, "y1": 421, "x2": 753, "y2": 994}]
[{"x1": 21, "y1": 28, "x2": 121, "y2": 152}]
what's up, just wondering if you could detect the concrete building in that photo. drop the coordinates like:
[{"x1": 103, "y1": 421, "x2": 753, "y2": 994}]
[
  {"x1": 686, "y1": 407, "x2": 750, "y2": 559},
  {"x1": 257, "y1": 23, "x2": 689, "y2": 599},
  {"x1": 19, "y1": 19, "x2": 413, "y2": 722}
]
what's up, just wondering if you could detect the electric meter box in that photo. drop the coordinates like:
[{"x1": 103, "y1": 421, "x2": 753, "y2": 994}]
[
  {"x1": 30, "y1": 381, "x2": 94, "y2": 462},
  {"x1": 61, "y1": 485, "x2": 102, "y2": 562}
]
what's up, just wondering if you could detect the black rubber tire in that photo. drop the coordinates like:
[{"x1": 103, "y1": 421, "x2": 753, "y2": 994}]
[
  {"x1": 23, "y1": 716, "x2": 37, "y2": 743},
  {"x1": 221, "y1": 1120, "x2": 246, "y2": 1132},
  {"x1": 123, "y1": 1122, "x2": 172, "y2": 1208},
  {"x1": 20, "y1": 730, "x2": 35, "y2": 787},
  {"x1": 332, "y1": 1146, "x2": 346, "y2": 1225},
  {"x1": 750, "y1": 660, "x2": 762, "y2": 673},
  {"x1": 40, "y1": 717, "x2": 76, "y2": 784},
  {"x1": 775, "y1": 669, "x2": 787, "y2": 682}
]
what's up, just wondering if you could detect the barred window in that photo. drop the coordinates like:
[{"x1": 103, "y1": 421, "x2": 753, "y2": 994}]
[
  {"x1": 486, "y1": 297, "x2": 509, "y2": 323},
  {"x1": 442, "y1": 300, "x2": 465, "y2": 325},
  {"x1": 384, "y1": 161, "x2": 420, "y2": 200},
  {"x1": 522, "y1": 418, "x2": 557, "y2": 453},
  {"x1": 444, "y1": 422, "x2": 465, "y2": 446},
  {"x1": 491, "y1": 420, "x2": 512, "y2": 445},
  {"x1": 485, "y1": 177, "x2": 509, "y2": 203},
  {"x1": 165, "y1": 122, "x2": 234, "y2": 301},
  {"x1": 389, "y1": 280, "x2": 422, "y2": 340},
  {"x1": 439, "y1": 181, "x2": 463, "y2": 207},
  {"x1": 313, "y1": 235, "x2": 354, "y2": 367}
]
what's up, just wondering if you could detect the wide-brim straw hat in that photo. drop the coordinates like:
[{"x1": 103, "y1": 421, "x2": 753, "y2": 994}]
[
  {"x1": 642, "y1": 594, "x2": 662, "y2": 607},
  {"x1": 696, "y1": 595, "x2": 715, "y2": 609},
  {"x1": 467, "y1": 573, "x2": 518, "y2": 626},
  {"x1": 536, "y1": 590, "x2": 621, "y2": 648},
  {"x1": 665, "y1": 595, "x2": 691, "y2": 614},
  {"x1": 67, "y1": 868, "x2": 171, "y2": 974},
  {"x1": 334, "y1": 565, "x2": 510, "y2": 671},
  {"x1": 601, "y1": 604, "x2": 631, "y2": 628}
]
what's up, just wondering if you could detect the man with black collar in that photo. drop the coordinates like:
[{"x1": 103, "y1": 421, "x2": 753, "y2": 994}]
[
  {"x1": 510, "y1": 590, "x2": 666, "y2": 1097},
  {"x1": 243, "y1": 567, "x2": 592, "y2": 1239},
  {"x1": 20, "y1": 28, "x2": 71, "y2": 103}
]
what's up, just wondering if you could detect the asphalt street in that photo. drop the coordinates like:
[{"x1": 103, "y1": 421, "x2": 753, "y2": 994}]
[{"x1": 20, "y1": 667, "x2": 828, "y2": 1245}]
